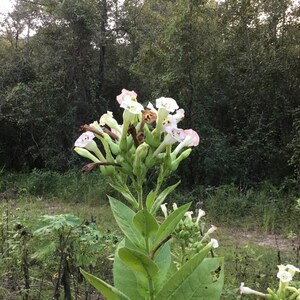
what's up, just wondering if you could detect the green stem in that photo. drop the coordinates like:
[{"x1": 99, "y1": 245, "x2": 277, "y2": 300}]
[{"x1": 144, "y1": 218, "x2": 154, "y2": 300}]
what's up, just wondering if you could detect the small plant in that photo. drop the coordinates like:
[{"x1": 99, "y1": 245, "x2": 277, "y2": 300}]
[
  {"x1": 33, "y1": 214, "x2": 116, "y2": 300},
  {"x1": 240, "y1": 264, "x2": 300, "y2": 299}
]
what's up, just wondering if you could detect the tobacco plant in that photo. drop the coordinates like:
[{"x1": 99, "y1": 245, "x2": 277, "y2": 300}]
[{"x1": 75, "y1": 89, "x2": 224, "y2": 299}]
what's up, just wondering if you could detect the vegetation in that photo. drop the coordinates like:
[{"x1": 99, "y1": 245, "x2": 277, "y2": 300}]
[
  {"x1": 0, "y1": 0, "x2": 299, "y2": 188},
  {"x1": 0, "y1": 171, "x2": 299, "y2": 299},
  {"x1": 0, "y1": 0, "x2": 299, "y2": 298}
]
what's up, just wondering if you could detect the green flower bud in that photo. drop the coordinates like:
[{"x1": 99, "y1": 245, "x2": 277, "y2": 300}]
[
  {"x1": 74, "y1": 147, "x2": 100, "y2": 163},
  {"x1": 170, "y1": 148, "x2": 192, "y2": 171}
]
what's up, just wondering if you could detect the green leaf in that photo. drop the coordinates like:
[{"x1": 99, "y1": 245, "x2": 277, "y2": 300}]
[
  {"x1": 80, "y1": 268, "x2": 130, "y2": 300},
  {"x1": 118, "y1": 247, "x2": 159, "y2": 277},
  {"x1": 109, "y1": 183, "x2": 139, "y2": 209},
  {"x1": 153, "y1": 202, "x2": 191, "y2": 248},
  {"x1": 133, "y1": 208, "x2": 159, "y2": 238},
  {"x1": 145, "y1": 190, "x2": 156, "y2": 210},
  {"x1": 109, "y1": 196, "x2": 143, "y2": 247},
  {"x1": 150, "y1": 181, "x2": 181, "y2": 215},
  {"x1": 154, "y1": 245, "x2": 224, "y2": 300},
  {"x1": 114, "y1": 240, "x2": 148, "y2": 300},
  {"x1": 152, "y1": 242, "x2": 173, "y2": 291}
]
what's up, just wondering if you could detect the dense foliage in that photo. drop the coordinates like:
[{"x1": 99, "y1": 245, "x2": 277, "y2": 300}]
[{"x1": 0, "y1": 0, "x2": 299, "y2": 187}]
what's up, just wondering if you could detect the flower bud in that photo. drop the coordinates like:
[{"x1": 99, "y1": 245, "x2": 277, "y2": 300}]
[
  {"x1": 74, "y1": 147, "x2": 100, "y2": 163},
  {"x1": 170, "y1": 148, "x2": 192, "y2": 171}
]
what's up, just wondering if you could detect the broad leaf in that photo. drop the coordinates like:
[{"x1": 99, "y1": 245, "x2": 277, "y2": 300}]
[
  {"x1": 154, "y1": 244, "x2": 222, "y2": 300},
  {"x1": 114, "y1": 240, "x2": 149, "y2": 300},
  {"x1": 118, "y1": 247, "x2": 159, "y2": 277},
  {"x1": 80, "y1": 268, "x2": 130, "y2": 300},
  {"x1": 153, "y1": 202, "x2": 191, "y2": 248},
  {"x1": 150, "y1": 181, "x2": 181, "y2": 215},
  {"x1": 133, "y1": 208, "x2": 159, "y2": 238},
  {"x1": 109, "y1": 196, "x2": 143, "y2": 247}
]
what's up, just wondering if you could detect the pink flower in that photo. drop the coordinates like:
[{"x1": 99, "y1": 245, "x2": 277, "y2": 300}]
[
  {"x1": 183, "y1": 129, "x2": 200, "y2": 147},
  {"x1": 116, "y1": 89, "x2": 137, "y2": 105}
]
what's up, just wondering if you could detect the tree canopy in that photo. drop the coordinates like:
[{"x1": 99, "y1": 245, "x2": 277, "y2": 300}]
[{"x1": 0, "y1": 0, "x2": 299, "y2": 187}]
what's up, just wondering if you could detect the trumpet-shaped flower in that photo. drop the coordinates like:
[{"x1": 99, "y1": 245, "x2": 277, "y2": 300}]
[
  {"x1": 210, "y1": 238, "x2": 219, "y2": 249},
  {"x1": 162, "y1": 109, "x2": 185, "y2": 131},
  {"x1": 120, "y1": 99, "x2": 144, "y2": 115},
  {"x1": 74, "y1": 132, "x2": 105, "y2": 161},
  {"x1": 172, "y1": 129, "x2": 200, "y2": 156},
  {"x1": 204, "y1": 225, "x2": 218, "y2": 237},
  {"x1": 160, "y1": 203, "x2": 168, "y2": 218},
  {"x1": 240, "y1": 283, "x2": 268, "y2": 297},
  {"x1": 74, "y1": 132, "x2": 95, "y2": 148},
  {"x1": 156, "y1": 97, "x2": 179, "y2": 113},
  {"x1": 196, "y1": 209, "x2": 206, "y2": 223},
  {"x1": 277, "y1": 270, "x2": 293, "y2": 283},
  {"x1": 100, "y1": 111, "x2": 122, "y2": 134},
  {"x1": 184, "y1": 211, "x2": 194, "y2": 220},
  {"x1": 116, "y1": 89, "x2": 137, "y2": 104},
  {"x1": 287, "y1": 264, "x2": 300, "y2": 276},
  {"x1": 153, "y1": 128, "x2": 186, "y2": 156}
]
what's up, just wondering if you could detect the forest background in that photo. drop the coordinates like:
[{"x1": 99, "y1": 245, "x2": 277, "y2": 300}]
[
  {"x1": 0, "y1": 1, "x2": 300, "y2": 298},
  {"x1": 0, "y1": 0, "x2": 299, "y2": 189}
]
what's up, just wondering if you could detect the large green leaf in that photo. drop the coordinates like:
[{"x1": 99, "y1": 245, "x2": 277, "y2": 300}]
[
  {"x1": 150, "y1": 181, "x2": 181, "y2": 215},
  {"x1": 154, "y1": 244, "x2": 224, "y2": 300},
  {"x1": 152, "y1": 242, "x2": 173, "y2": 292},
  {"x1": 80, "y1": 268, "x2": 130, "y2": 300},
  {"x1": 133, "y1": 208, "x2": 159, "y2": 238},
  {"x1": 118, "y1": 247, "x2": 159, "y2": 277},
  {"x1": 153, "y1": 202, "x2": 191, "y2": 249},
  {"x1": 109, "y1": 196, "x2": 143, "y2": 247},
  {"x1": 114, "y1": 240, "x2": 149, "y2": 300}
]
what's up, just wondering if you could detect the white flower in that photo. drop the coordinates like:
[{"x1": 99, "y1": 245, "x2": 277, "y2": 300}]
[
  {"x1": 277, "y1": 270, "x2": 293, "y2": 283},
  {"x1": 196, "y1": 209, "x2": 206, "y2": 222},
  {"x1": 210, "y1": 238, "x2": 219, "y2": 248},
  {"x1": 240, "y1": 283, "x2": 267, "y2": 297},
  {"x1": 172, "y1": 203, "x2": 178, "y2": 210},
  {"x1": 153, "y1": 128, "x2": 186, "y2": 157},
  {"x1": 160, "y1": 203, "x2": 168, "y2": 218},
  {"x1": 287, "y1": 264, "x2": 300, "y2": 276},
  {"x1": 99, "y1": 111, "x2": 122, "y2": 134},
  {"x1": 162, "y1": 109, "x2": 185, "y2": 132},
  {"x1": 278, "y1": 264, "x2": 287, "y2": 272},
  {"x1": 184, "y1": 211, "x2": 193, "y2": 220},
  {"x1": 120, "y1": 99, "x2": 144, "y2": 115},
  {"x1": 74, "y1": 132, "x2": 95, "y2": 148},
  {"x1": 74, "y1": 132, "x2": 106, "y2": 161},
  {"x1": 156, "y1": 97, "x2": 179, "y2": 113},
  {"x1": 204, "y1": 225, "x2": 218, "y2": 237},
  {"x1": 147, "y1": 102, "x2": 158, "y2": 114}
]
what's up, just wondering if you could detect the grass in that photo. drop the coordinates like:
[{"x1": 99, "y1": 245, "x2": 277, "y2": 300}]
[{"x1": 0, "y1": 170, "x2": 299, "y2": 299}]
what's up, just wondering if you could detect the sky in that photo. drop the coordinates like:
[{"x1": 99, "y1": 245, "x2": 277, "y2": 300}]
[
  {"x1": 0, "y1": 0, "x2": 299, "y2": 14},
  {"x1": 0, "y1": 0, "x2": 14, "y2": 14}
]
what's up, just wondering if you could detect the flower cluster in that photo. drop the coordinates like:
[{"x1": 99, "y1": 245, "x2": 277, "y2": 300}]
[
  {"x1": 241, "y1": 264, "x2": 300, "y2": 299},
  {"x1": 161, "y1": 203, "x2": 218, "y2": 268},
  {"x1": 74, "y1": 89, "x2": 199, "y2": 178}
]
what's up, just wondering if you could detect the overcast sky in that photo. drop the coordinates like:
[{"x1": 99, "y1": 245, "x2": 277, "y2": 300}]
[
  {"x1": 1, "y1": 0, "x2": 299, "y2": 15},
  {"x1": 0, "y1": 0, "x2": 14, "y2": 14}
]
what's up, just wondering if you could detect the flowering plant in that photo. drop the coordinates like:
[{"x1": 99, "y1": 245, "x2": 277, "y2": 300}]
[
  {"x1": 240, "y1": 264, "x2": 300, "y2": 299},
  {"x1": 74, "y1": 89, "x2": 223, "y2": 300}
]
